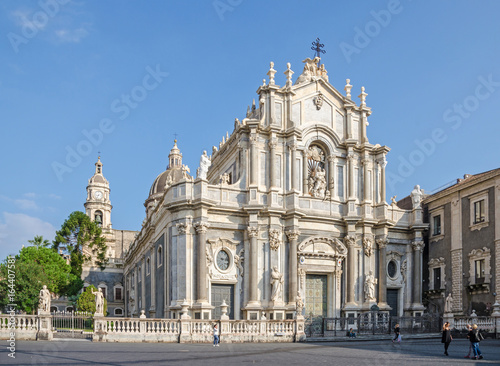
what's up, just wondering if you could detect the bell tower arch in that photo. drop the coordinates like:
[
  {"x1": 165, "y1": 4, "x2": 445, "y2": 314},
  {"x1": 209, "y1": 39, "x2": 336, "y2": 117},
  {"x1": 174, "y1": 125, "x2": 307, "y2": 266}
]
[{"x1": 84, "y1": 156, "x2": 112, "y2": 229}]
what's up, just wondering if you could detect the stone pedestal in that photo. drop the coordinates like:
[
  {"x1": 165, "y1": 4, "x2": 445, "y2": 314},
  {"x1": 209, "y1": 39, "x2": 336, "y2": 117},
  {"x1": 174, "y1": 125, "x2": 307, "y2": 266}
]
[
  {"x1": 92, "y1": 315, "x2": 106, "y2": 342},
  {"x1": 36, "y1": 313, "x2": 52, "y2": 341},
  {"x1": 491, "y1": 302, "x2": 500, "y2": 338},
  {"x1": 295, "y1": 316, "x2": 306, "y2": 342}
]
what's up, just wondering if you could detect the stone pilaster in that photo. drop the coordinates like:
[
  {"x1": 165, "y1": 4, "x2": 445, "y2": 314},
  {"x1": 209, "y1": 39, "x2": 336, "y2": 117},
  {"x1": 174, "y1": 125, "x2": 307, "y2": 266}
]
[
  {"x1": 379, "y1": 159, "x2": 387, "y2": 203},
  {"x1": 286, "y1": 230, "x2": 300, "y2": 304},
  {"x1": 149, "y1": 247, "x2": 156, "y2": 317},
  {"x1": 289, "y1": 143, "x2": 298, "y2": 191},
  {"x1": 451, "y1": 249, "x2": 463, "y2": 313},
  {"x1": 194, "y1": 222, "x2": 210, "y2": 303},
  {"x1": 302, "y1": 150, "x2": 308, "y2": 195},
  {"x1": 269, "y1": 138, "x2": 277, "y2": 188},
  {"x1": 250, "y1": 134, "x2": 258, "y2": 186},
  {"x1": 412, "y1": 241, "x2": 425, "y2": 309},
  {"x1": 328, "y1": 155, "x2": 336, "y2": 193},
  {"x1": 347, "y1": 153, "x2": 355, "y2": 199}
]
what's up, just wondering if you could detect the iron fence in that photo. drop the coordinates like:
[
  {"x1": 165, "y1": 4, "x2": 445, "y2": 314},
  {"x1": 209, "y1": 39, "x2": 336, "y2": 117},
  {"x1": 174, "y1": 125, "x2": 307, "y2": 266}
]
[{"x1": 52, "y1": 311, "x2": 93, "y2": 339}]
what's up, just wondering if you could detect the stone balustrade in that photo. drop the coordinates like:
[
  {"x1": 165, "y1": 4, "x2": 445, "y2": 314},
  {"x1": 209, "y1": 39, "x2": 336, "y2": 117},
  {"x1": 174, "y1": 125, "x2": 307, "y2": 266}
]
[{"x1": 0, "y1": 314, "x2": 305, "y2": 343}]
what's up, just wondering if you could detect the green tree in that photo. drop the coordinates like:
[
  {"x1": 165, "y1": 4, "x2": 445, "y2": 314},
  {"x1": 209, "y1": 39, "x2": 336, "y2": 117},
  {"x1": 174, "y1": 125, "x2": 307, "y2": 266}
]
[
  {"x1": 76, "y1": 285, "x2": 107, "y2": 314},
  {"x1": 28, "y1": 235, "x2": 51, "y2": 248},
  {"x1": 0, "y1": 244, "x2": 78, "y2": 313},
  {"x1": 53, "y1": 211, "x2": 108, "y2": 279}
]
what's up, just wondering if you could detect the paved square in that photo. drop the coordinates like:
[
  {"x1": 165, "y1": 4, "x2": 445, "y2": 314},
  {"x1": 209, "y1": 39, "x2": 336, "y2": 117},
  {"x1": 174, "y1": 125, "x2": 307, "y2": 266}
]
[{"x1": 4, "y1": 339, "x2": 500, "y2": 365}]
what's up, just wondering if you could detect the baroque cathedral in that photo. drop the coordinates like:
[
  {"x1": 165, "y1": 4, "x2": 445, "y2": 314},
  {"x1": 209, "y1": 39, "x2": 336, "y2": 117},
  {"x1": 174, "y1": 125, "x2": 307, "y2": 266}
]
[{"x1": 80, "y1": 56, "x2": 431, "y2": 321}]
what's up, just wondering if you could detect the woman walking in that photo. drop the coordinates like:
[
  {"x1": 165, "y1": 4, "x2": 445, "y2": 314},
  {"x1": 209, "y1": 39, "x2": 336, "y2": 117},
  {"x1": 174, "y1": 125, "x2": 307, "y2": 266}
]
[
  {"x1": 468, "y1": 324, "x2": 484, "y2": 360},
  {"x1": 392, "y1": 323, "x2": 401, "y2": 343},
  {"x1": 441, "y1": 322, "x2": 452, "y2": 356}
]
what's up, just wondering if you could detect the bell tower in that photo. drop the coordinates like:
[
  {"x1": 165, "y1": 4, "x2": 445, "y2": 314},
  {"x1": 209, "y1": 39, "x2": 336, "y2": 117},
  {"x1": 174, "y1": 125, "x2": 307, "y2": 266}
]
[{"x1": 84, "y1": 156, "x2": 112, "y2": 229}]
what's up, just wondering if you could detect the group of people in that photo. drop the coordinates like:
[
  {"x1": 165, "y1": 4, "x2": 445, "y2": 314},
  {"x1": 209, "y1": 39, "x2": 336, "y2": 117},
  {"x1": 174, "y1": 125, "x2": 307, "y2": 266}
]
[{"x1": 442, "y1": 322, "x2": 484, "y2": 359}]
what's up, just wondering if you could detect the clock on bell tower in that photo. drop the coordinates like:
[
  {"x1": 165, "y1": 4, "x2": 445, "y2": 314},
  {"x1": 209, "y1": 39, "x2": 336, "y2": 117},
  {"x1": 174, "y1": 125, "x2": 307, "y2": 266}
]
[{"x1": 84, "y1": 156, "x2": 112, "y2": 229}]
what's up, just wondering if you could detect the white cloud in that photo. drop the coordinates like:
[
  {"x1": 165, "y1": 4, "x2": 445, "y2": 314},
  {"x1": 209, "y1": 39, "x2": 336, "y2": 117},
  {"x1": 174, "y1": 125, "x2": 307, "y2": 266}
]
[
  {"x1": 23, "y1": 192, "x2": 36, "y2": 198},
  {"x1": 54, "y1": 26, "x2": 89, "y2": 43},
  {"x1": 0, "y1": 212, "x2": 56, "y2": 260},
  {"x1": 48, "y1": 193, "x2": 62, "y2": 200},
  {"x1": 14, "y1": 199, "x2": 38, "y2": 210}
]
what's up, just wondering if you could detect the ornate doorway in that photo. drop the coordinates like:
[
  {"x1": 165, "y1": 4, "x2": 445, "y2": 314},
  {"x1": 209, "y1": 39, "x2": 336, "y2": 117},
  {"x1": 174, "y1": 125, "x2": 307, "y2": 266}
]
[
  {"x1": 305, "y1": 274, "x2": 327, "y2": 336},
  {"x1": 211, "y1": 284, "x2": 234, "y2": 319}
]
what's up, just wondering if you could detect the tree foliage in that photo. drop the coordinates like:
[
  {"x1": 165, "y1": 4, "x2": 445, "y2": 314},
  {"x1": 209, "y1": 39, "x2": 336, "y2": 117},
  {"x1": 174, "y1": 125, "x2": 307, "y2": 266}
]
[
  {"x1": 28, "y1": 235, "x2": 51, "y2": 248},
  {"x1": 53, "y1": 211, "x2": 108, "y2": 278},
  {"x1": 0, "y1": 242, "x2": 79, "y2": 313},
  {"x1": 76, "y1": 285, "x2": 107, "y2": 314}
]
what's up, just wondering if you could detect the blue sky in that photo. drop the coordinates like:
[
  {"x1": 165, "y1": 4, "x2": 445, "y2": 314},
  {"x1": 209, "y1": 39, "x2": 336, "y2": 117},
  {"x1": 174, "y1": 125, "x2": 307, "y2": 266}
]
[{"x1": 1, "y1": 0, "x2": 500, "y2": 260}]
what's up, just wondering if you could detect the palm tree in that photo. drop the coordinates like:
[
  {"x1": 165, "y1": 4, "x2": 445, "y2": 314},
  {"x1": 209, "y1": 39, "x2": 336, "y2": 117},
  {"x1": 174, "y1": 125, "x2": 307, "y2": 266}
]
[{"x1": 28, "y1": 235, "x2": 51, "y2": 248}]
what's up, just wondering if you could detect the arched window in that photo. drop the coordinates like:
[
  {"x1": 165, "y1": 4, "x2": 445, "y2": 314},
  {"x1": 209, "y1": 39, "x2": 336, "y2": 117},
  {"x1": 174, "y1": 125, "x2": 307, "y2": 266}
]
[
  {"x1": 146, "y1": 257, "x2": 150, "y2": 275},
  {"x1": 138, "y1": 267, "x2": 142, "y2": 282},
  {"x1": 94, "y1": 210, "x2": 103, "y2": 227},
  {"x1": 157, "y1": 246, "x2": 163, "y2": 267},
  {"x1": 306, "y1": 144, "x2": 327, "y2": 198}
]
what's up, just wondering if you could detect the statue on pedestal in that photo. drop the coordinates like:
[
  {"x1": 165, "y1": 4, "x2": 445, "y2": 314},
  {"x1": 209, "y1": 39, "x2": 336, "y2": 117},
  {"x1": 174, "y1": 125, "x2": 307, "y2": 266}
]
[
  {"x1": 270, "y1": 266, "x2": 283, "y2": 301},
  {"x1": 91, "y1": 288, "x2": 105, "y2": 315},
  {"x1": 364, "y1": 271, "x2": 377, "y2": 302},
  {"x1": 444, "y1": 293, "x2": 453, "y2": 313},
  {"x1": 38, "y1": 285, "x2": 51, "y2": 313},
  {"x1": 197, "y1": 151, "x2": 211, "y2": 180},
  {"x1": 411, "y1": 185, "x2": 423, "y2": 209}
]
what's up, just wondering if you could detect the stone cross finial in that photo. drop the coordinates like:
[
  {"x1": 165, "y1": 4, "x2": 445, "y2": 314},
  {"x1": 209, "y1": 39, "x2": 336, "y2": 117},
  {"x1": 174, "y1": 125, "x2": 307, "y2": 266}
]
[
  {"x1": 267, "y1": 61, "x2": 277, "y2": 85},
  {"x1": 345, "y1": 79, "x2": 352, "y2": 99},
  {"x1": 284, "y1": 62, "x2": 294, "y2": 87},
  {"x1": 359, "y1": 86, "x2": 367, "y2": 106}
]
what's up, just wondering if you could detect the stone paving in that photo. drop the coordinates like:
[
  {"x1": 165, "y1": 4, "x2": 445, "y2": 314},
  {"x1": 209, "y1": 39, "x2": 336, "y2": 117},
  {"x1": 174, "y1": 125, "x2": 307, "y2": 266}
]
[{"x1": 3, "y1": 338, "x2": 500, "y2": 366}]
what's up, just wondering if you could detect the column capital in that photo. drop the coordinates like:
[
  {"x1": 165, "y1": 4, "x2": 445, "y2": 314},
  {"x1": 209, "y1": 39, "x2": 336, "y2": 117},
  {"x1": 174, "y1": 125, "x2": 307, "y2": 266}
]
[
  {"x1": 377, "y1": 158, "x2": 388, "y2": 168},
  {"x1": 327, "y1": 155, "x2": 337, "y2": 163},
  {"x1": 344, "y1": 234, "x2": 357, "y2": 247},
  {"x1": 288, "y1": 143, "x2": 297, "y2": 152},
  {"x1": 376, "y1": 236, "x2": 388, "y2": 249},
  {"x1": 268, "y1": 138, "x2": 278, "y2": 150},
  {"x1": 247, "y1": 226, "x2": 259, "y2": 238},
  {"x1": 194, "y1": 221, "x2": 210, "y2": 234},
  {"x1": 412, "y1": 241, "x2": 425, "y2": 252},
  {"x1": 176, "y1": 222, "x2": 190, "y2": 234},
  {"x1": 250, "y1": 134, "x2": 259, "y2": 145},
  {"x1": 347, "y1": 153, "x2": 355, "y2": 162},
  {"x1": 286, "y1": 229, "x2": 301, "y2": 241}
]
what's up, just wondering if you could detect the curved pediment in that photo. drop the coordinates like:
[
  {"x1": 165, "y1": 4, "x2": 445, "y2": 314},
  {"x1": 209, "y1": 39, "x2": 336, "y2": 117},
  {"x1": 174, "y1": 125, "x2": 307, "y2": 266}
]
[{"x1": 298, "y1": 236, "x2": 347, "y2": 258}]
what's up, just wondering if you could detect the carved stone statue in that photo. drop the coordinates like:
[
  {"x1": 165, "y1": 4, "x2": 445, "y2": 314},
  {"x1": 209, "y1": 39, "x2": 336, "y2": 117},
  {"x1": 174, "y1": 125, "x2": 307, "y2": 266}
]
[
  {"x1": 197, "y1": 151, "x2": 211, "y2": 180},
  {"x1": 91, "y1": 288, "x2": 105, "y2": 315},
  {"x1": 444, "y1": 293, "x2": 453, "y2": 313},
  {"x1": 364, "y1": 271, "x2": 377, "y2": 302},
  {"x1": 38, "y1": 285, "x2": 51, "y2": 313},
  {"x1": 270, "y1": 266, "x2": 284, "y2": 301},
  {"x1": 391, "y1": 195, "x2": 398, "y2": 207},
  {"x1": 309, "y1": 166, "x2": 327, "y2": 198},
  {"x1": 296, "y1": 292, "x2": 304, "y2": 316},
  {"x1": 411, "y1": 185, "x2": 423, "y2": 209}
]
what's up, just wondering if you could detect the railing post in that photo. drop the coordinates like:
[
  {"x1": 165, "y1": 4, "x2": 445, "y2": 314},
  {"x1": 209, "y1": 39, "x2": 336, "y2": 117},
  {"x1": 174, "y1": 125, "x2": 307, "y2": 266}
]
[
  {"x1": 491, "y1": 302, "x2": 500, "y2": 338},
  {"x1": 295, "y1": 315, "x2": 306, "y2": 342}
]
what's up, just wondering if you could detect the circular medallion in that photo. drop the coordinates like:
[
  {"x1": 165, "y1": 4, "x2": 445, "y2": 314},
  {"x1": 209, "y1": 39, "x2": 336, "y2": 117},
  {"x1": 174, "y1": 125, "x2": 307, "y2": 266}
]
[
  {"x1": 216, "y1": 250, "x2": 230, "y2": 271},
  {"x1": 299, "y1": 256, "x2": 305, "y2": 264}
]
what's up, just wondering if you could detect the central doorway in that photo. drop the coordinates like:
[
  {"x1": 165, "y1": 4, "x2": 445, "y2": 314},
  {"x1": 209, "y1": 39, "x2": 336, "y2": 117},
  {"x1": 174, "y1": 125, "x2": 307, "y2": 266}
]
[
  {"x1": 305, "y1": 274, "x2": 327, "y2": 337},
  {"x1": 387, "y1": 289, "x2": 398, "y2": 316},
  {"x1": 211, "y1": 284, "x2": 234, "y2": 319}
]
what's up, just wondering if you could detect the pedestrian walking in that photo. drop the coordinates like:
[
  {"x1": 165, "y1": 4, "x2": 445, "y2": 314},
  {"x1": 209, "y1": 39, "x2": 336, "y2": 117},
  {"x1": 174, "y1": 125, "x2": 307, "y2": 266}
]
[
  {"x1": 392, "y1": 323, "x2": 401, "y2": 343},
  {"x1": 441, "y1": 322, "x2": 452, "y2": 356},
  {"x1": 213, "y1": 324, "x2": 220, "y2": 347},
  {"x1": 467, "y1": 324, "x2": 484, "y2": 360}
]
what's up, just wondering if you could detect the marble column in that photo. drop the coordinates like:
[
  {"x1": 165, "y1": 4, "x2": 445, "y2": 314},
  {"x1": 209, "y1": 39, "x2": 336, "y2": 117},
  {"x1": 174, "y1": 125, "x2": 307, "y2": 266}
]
[
  {"x1": 379, "y1": 159, "x2": 387, "y2": 203},
  {"x1": 289, "y1": 143, "x2": 298, "y2": 191},
  {"x1": 376, "y1": 237, "x2": 388, "y2": 307},
  {"x1": 328, "y1": 155, "x2": 336, "y2": 193},
  {"x1": 303, "y1": 150, "x2": 309, "y2": 195},
  {"x1": 344, "y1": 235, "x2": 357, "y2": 305},
  {"x1": 269, "y1": 138, "x2": 277, "y2": 188},
  {"x1": 347, "y1": 154, "x2": 355, "y2": 198},
  {"x1": 141, "y1": 256, "x2": 146, "y2": 313},
  {"x1": 286, "y1": 230, "x2": 300, "y2": 304},
  {"x1": 248, "y1": 226, "x2": 259, "y2": 303},
  {"x1": 250, "y1": 134, "x2": 258, "y2": 186},
  {"x1": 195, "y1": 222, "x2": 210, "y2": 302},
  {"x1": 412, "y1": 241, "x2": 424, "y2": 305}
]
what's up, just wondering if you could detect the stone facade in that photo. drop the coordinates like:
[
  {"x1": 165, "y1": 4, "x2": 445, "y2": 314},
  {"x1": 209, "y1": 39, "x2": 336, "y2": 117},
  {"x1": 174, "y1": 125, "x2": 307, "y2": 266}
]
[
  {"x1": 122, "y1": 57, "x2": 427, "y2": 321},
  {"x1": 423, "y1": 168, "x2": 500, "y2": 316}
]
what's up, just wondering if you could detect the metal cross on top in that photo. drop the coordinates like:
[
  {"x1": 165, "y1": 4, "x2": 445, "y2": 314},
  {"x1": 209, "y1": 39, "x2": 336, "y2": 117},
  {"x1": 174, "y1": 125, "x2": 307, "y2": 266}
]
[{"x1": 311, "y1": 37, "x2": 326, "y2": 64}]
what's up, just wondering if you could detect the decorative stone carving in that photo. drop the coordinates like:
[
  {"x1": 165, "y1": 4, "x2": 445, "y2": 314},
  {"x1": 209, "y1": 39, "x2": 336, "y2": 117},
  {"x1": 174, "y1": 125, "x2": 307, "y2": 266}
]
[
  {"x1": 234, "y1": 249, "x2": 244, "y2": 277},
  {"x1": 220, "y1": 173, "x2": 230, "y2": 185},
  {"x1": 176, "y1": 223, "x2": 189, "y2": 235},
  {"x1": 444, "y1": 293, "x2": 453, "y2": 313},
  {"x1": 391, "y1": 195, "x2": 398, "y2": 207},
  {"x1": 400, "y1": 259, "x2": 407, "y2": 283},
  {"x1": 344, "y1": 235, "x2": 356, "y2": 247},
  {"x1": 286, "y1": 230, "x2": 301, "y2": 241},
  {"x1": 298, "y1": 237, "x2": 348, "y2": 258},
  {"x1": 298, "y1": 268, "x2": 306, "y2": 290},
  {"x1": 308, "y1": 166, "x2": 327, "y2": 198},
  {"x1": 206, "y1": 246, "x2": 213, "y2": 267},
  {"x1": 363, "y1": 237, "x2": 373, "y2": 257},
  {"x1": 296, "y1": 292, "x2": 304, "y2": 315},
  {"x1": 376, "y1": 236, "x2": 388, "y2": 249},
  {"x1": 344, "y1": 79, "x2": 352, "y2": 98},
  {"x1": 295, "y1": 57, "x2": 328, "y2": 84},
  {"x1": 247, "y1": 226, "x2": 259, "y2": 238},
  {"x1": 269, "y1": 229, "x2": 282, "y2": 251},
  {"x1": 364, "y1": 271, "x2": 377, "y2": 302},
  {"x1": 313, "y1": 92, "x2": 324, "y2": 110},
  {"x1": 412, "y1": 241, "x2": 425, "y2": 252},
  {"x1": 194, "y1": 221, "x2": 209, "y2": 233},
  {"x1": 38, "y1": 285, "x2": 51, "y2": 313},
  {"x1": 197, "y1": 151, "x2": 211, "y2": 180},
  {"x1": 268, "y1": 138, "x2": 278, "y2": 150},
  {"x1": 270, "y1": 266, "x2": 284, "y2": 301},
  {"x1": 411, "y1": 185, "x2": 423, "y2": 209}
]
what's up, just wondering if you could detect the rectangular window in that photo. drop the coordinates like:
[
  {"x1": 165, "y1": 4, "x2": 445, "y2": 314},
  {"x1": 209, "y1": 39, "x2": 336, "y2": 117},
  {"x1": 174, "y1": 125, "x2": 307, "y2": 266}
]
[
  {"x1": 433, "y1": 216, "x2": 441, "y2": 236},
  {"x1": 433, "y1": 267, "x2": 441, "y2": 289},
  {"x1": 474, "y1": 200, "x2": 485, "y2": 223},
  {"x1": 475, "y1": 259, "x2": 485, "y2": 282},
  {"x1": 115, "y1": 287, "x2": 122, "y2": 301}
]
